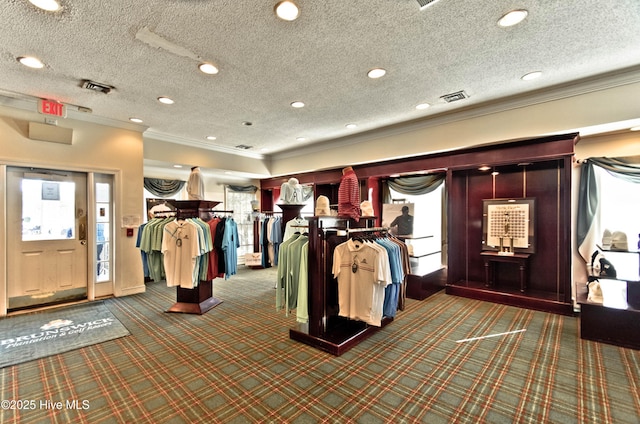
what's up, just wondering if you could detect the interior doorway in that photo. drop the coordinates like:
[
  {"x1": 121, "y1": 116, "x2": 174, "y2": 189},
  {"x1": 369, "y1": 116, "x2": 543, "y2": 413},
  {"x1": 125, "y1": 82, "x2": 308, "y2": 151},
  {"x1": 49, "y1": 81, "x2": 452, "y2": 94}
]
[{"x1": 6, "y1": 167, "x2": 88, "y2": 310}]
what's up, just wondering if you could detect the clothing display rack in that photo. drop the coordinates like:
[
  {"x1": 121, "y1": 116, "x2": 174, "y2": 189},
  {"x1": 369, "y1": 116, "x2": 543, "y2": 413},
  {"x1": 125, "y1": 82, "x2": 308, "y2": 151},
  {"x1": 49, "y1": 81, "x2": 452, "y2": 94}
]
[
  {"x1": 165, "y1": 200, "x2": 228, "y2": 315},
  {"x1": 276, "y1": 203, "x2": 305, "y2": 233},
  {"x1": 252, "y1": 211, "x2": 282, "y2": 254},
  {"x1": 289, "y1": 216, "x2": 393, "y2": 356}
]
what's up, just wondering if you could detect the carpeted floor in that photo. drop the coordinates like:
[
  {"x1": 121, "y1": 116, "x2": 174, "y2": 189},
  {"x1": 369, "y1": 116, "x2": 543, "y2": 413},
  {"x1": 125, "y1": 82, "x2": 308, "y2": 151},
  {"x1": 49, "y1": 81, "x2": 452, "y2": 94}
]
[{"x1": 1, "y1": 266, "x2": 639, "y2": 423}]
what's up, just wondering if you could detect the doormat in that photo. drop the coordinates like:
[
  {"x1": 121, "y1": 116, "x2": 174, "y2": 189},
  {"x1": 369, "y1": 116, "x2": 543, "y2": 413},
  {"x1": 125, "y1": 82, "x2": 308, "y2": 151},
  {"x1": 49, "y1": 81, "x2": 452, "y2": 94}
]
[{"x1": 0, "y1": 301, "x2": 130, "y2": 368}]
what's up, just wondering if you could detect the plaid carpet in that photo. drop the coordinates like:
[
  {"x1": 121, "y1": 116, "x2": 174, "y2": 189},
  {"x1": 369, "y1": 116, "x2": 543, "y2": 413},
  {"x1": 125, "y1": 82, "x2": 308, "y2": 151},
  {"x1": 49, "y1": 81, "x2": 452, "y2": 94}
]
[{"x1": 1, "y1": 266, "x2": 639, "y2": 423}]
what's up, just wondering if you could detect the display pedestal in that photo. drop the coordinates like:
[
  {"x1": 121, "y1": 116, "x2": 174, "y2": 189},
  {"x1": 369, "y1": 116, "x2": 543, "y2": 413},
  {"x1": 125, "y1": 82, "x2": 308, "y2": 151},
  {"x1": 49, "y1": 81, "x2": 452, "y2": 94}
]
[
  {"x1": 166, "y1": 280, "x2": 223, "y2": 315},
  {"x1": 164, "y1": 199, "x2": 224, "y2": 314},
  {"x1": 290, "y1": 316, "x2": 392, "y2": 356},
  {"x1": 276, "y1": 203, "x2": 305, "y2": 231},
  {"x1": 289, "y1": 216, "x2": 389, "y2": 356}
]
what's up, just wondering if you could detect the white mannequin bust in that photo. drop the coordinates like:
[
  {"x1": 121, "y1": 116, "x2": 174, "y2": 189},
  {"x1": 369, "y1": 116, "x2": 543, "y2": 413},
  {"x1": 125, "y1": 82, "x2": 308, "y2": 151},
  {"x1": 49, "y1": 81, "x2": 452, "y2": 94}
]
[{"x1": 281, "y1": 177, "x2": 303, "y2": 204}]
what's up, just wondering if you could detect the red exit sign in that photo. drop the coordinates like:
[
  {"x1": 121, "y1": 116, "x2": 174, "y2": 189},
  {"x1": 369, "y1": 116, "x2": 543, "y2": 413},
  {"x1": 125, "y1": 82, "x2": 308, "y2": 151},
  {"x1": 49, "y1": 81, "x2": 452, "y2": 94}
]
[{"x1": 38, "y1": 99, "x2": 66, "y2": 117}]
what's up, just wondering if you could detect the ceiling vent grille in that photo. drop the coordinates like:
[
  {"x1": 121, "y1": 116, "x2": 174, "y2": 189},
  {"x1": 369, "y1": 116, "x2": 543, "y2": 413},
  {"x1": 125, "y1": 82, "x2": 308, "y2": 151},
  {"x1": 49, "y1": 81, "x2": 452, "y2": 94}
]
[
  {"x1": 81, "y1": 80, "x2": 113, "y2": 94},
  {"x1": 235, "y1": 144, "x2": 253, "y2": 150},
  {"x1": 440, "y1": 90, "x2": 468, "y2": 103},
  {"x1": 417, "y1": 0, "x2": 441, "y2": 8}
]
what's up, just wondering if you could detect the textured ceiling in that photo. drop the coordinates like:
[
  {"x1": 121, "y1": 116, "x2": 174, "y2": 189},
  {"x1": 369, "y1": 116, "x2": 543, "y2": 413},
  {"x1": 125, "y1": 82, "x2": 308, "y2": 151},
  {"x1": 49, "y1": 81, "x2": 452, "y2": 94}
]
[{"x1": 2, "y1": 0, "x2": 640, "y2": 164}]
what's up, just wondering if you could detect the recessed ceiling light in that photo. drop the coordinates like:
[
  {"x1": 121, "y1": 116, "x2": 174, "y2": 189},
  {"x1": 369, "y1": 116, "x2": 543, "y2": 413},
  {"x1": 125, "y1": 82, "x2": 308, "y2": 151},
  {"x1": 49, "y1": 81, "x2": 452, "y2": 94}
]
[
  {"x1": 199, "y1": 63, "x2": 219, "y2": 75},
  {"x1": 291, "y1": 101, "x2": 305, "y2": 108},
  {"x1": 173, "y1": 164, "x2": 183, "y2": 168},
  {"x1": 416, "y1": 103, "x2": 430, "y2": 110},
  {"x1": 17, "y1": 56, "x2": 44, "y2": 69},
  {"x1": 521, "y1": 71, "x2": 542, "y2": 81},
  {"x1": 631, "y1": 126, "x2": 640, "y2": 131},
  {"x1": 158, "y1": 97, "x2": 174, "y2": 105},
  {"x1": 129, "y1": 117, "x2": 143, "y2": 123},
  {"x1": 367, "y1": 68, "x2": 386, "y2": 79},
  {"x1": 275, "y1": 1, "x2": 299, "y2": 21},
  {"x1": 346, "y1": 124, "x2": 357, "y2": 129},
  {"x1": 296, "y1": 137, "x2": 306, "y2": 142},
  {"x1": 478, "y1": 166, "x2": 491, "y2": 171},
  {"x1": 498, "y1": 9, "x2": 528, "y2": 27},
  {"x1": 29, "y1": 0, "x2": 61, "y2": 11},
  {"x1": 206, "y1": 135, "x2": 217, "y2": 140}
]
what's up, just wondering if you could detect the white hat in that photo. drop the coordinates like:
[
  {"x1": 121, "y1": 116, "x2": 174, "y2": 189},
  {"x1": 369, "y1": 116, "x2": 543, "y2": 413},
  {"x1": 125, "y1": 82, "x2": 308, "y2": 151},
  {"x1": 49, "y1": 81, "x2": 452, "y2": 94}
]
[
  {"x1": 610, "y1": 231, "x2": 628, "y2": 251},
  {"x1": 315, "y1": 195, "x2": 330, "y2": 216},
  {"x1": 360, "y1": 201, "x2": 374, "y2": 217}
]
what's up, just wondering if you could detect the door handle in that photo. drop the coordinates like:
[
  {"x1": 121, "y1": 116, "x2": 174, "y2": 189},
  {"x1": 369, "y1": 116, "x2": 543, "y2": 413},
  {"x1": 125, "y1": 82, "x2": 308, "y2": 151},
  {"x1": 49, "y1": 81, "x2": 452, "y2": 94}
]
[{"x1": 78, "y1": 213, "x2": 87, "y2": 244}]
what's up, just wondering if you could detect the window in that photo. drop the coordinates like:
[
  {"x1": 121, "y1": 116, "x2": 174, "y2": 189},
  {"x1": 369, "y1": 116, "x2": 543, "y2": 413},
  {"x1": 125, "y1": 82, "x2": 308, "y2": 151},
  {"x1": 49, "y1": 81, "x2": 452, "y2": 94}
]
[
  {"x1": 22, "y1": 179, "x2": 75, "y2": 241},
  {"x1": 388, "y1": 184, "x2": 444, "y2": 274},
  {"x1": 597, "y1": 166, "x2": 640, "y2": 247},
  {"x1": 225, "y1": 188, "x2": 256, "y2": 260},
  {"x1": 594, "y1": 166, "x2": 640, "y2": 278},
  {"x1": 95, "y1": 176, "x2": 113, "y2": 283}
]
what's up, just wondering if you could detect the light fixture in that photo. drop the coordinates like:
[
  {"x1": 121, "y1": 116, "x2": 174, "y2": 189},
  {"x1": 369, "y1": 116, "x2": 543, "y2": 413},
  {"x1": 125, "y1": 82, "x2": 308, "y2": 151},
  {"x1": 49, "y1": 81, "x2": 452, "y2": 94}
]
[
  {"x1": 491, "y1": 171, "x2": 500, "y2": 176},
  {"x1": 173, "y1": 164, "x2": 183, "y2": 168},
  {"x1": 478, "y1": 166, "x2": 491, "y2": 171},
  {"x1": 290, "y1": 101, "x2": 305, "y2": 108},
  {"x1": 521, "y1": 71, "x2": 542, "y2": 81},
  {"x1": 198, "y1": 63, "x2": 219, "y2": 75},
  {"x1": 129, "y1": 117, "x2": 143, "y2": 123},
  {"x1": 17, "y1": 56, "x2": 45, "y2": 69},
  {"x1": 157, "y1": 97, "x2": 174, "y2": 105},
  {"x1": 498, "y1": 9, "x2": 528, "y2": 27},
  {"x1": 296, "y1": 137, "x2": 306, "y2": 142},
  {"x1": 631, "y1": 126, "x2": 640, "y2": 131},
  {"x1": 29, "y1": 0, "x2": 61, "y2": 11},
  {"x1": 346, "y1": 124, "x2": 357, "y2": 129},
  {"x1": 275, "y1": 1, "x2": 299, "y2": 21},
  {"x1": 206, "y1": 135, "x2": 217, "y2": 140},
  {"x1": 367, "y1": 68, "x2": 386, "y2": 79},
  {"x1": 416, "y1": 103, "x2": 430, "y2": 110}
]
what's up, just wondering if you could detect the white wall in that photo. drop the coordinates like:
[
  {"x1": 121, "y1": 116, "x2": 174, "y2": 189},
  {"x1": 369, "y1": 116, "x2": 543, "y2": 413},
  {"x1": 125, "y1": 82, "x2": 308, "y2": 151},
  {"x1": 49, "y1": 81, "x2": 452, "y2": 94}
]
[
  {"x1": 269, "y1": 81, "x2": 640, "y2": 176},
  {"x1": 0, "y1": 105, "x2": 145, "y2": 312}
]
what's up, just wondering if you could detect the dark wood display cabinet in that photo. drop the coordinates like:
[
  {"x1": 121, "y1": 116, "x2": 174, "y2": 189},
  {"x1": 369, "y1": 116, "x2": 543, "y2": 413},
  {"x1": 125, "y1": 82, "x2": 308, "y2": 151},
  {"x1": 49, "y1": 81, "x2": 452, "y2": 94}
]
[
  {"x1": 445, "y1": 134, "x2": 577, "y2": 315},
  {"x1": 578, "y1": 251, "x2": 640, "y2": 350}
]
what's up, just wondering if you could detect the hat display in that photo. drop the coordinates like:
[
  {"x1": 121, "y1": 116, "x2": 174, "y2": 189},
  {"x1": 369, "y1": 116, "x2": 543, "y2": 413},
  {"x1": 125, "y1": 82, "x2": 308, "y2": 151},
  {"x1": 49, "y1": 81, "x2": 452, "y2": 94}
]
[
  {"x1": 610, "y1": 231, "x2": 628, "y2": 251},
  {"x1": 315, "y1": 195, "x2": 330, "y2": 216},
  {"x1": 360, "y1": 200, "x2": 374, "y2": 217},
  {"x1": 602, "y1": 229, "x2": 612, "y2": 249}
]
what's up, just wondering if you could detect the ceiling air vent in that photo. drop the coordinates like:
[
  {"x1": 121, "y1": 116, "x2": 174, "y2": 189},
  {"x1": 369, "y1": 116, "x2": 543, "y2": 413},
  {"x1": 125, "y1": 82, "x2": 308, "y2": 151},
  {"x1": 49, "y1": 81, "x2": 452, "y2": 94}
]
[
  {"x1": 440, "y1": 90, "x2": 468, "y2": 103},
  {"x1": 235, "y1": 144, "x2": 253, "y2": 150},
  {"x1": 81, "y1": 80, "x2": 113, "y2": 94},
  {"x1": 417, "y1": 0, "x2": 441, "y2": 9}
]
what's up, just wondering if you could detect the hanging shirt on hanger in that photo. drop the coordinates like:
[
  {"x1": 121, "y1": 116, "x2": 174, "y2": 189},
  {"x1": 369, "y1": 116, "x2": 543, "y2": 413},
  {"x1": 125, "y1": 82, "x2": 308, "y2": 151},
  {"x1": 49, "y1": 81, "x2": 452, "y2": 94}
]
[
  {"x1": 162, "y1": 219, "x2": 201, "y2": 288},
  {"x1": 332, "y1": 238, "x2": 389, "y2": 326}
]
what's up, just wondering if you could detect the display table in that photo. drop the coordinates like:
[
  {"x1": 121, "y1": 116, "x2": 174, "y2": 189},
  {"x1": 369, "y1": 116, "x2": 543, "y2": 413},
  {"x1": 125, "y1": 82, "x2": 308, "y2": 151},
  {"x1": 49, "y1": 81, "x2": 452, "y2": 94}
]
[
  {"x1": 481, "y1": 251, "x2": 531, "y2": 293},
  {"x1": 578, "y1": 280, "x2": 640, "y2": 350}
]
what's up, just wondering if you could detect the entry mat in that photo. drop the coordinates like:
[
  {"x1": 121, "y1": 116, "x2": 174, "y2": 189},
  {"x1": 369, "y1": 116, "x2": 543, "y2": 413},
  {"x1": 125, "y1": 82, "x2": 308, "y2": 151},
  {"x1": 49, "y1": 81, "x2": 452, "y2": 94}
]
[{"x1": 0, "y1": 301, "x2": 130, "y2": 368}]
